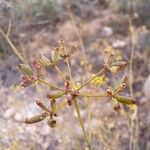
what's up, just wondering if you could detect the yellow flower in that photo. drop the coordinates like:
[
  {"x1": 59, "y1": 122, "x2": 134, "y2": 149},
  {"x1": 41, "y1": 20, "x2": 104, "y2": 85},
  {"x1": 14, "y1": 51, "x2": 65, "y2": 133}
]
[
  {"x1": 129, "y1": 104, "x2": 138, "y2": 110},
  {"x1": 72, "y1": 82, "x2": 81, "y2": 90},
  {"x1": 104, "y1": 46, "x2": 115, "y2": 55},
  {"x1": 91, "y1": 74, "x2": 106, "y2": 86}
]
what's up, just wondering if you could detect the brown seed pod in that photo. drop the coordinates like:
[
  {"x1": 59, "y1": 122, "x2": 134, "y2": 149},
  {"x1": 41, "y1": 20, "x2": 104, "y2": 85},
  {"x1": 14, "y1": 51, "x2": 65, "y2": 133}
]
[
  {"x1": 111, "y1": 76, "x2": 128, "y2": 95},
  {"x1": 67, "y1": 99, "x2": 72, "y2": 106},
  {"x1": 119, "y1": 83, "x2": 127, "y2": 92},
  {"x1": 106, "y1": 89, "x2": 114, "y2": 96},
  {"x1": 64, "y1": 81, "x2": 71, "y2": 90},
  {"x1": 36, "y1": 100, "x2": 51, "y2": 113},
  {"x1": 110, "y1": 98, "x2": 120, "y2": 111},
  {"x1": 47, "y1": 119, "x2": 57, "y2": 128},
  {"x1": 113, "y1": 104, "x2": 121, "y2": 111},
  {"x1": 66, "y1": 94, "x2": 74, "y2": 106},
  {"x1": 25, "y1": 112, "x2": 48, "y2": 124},
  {"x1": 20, "y1": 75, "x2": 36, "y2": 87}
]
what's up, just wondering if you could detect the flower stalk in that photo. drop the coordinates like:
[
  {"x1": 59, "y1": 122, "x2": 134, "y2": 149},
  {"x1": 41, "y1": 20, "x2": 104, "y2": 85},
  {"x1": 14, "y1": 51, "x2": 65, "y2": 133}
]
[
  {"x1": 74, "y1": 98, "x2": 91, "y2": 149},
  {"x1": 16, "y1": 39, "x2": 136, "y2": 150}
]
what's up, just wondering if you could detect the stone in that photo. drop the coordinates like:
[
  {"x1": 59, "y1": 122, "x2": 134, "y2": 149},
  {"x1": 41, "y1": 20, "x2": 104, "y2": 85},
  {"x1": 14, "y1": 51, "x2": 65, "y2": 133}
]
[
  {"x1": 14, "y1": 113, "x2": 22, "y2": 121},
  {"x1": 143, "y1": 75, "x2": 150, "y2": 99},
  {"x1": 112, "y1": 40, "x2": 126, "y2": 48},
  {"x1": 3, "y1": 108, "x2": 15, "y2": 119},
  {"x1": 101, "y1": 26, "x2": 113, "y2": 37}
]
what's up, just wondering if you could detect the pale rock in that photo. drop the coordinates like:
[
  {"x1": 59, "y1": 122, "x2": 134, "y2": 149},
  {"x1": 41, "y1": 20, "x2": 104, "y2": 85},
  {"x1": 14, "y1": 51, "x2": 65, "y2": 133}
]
[
  {"x1": 143, "y1": 75, "x2": 150, "y2": 99},
  {"x1": 4, "y1": 108, "x2": 15, "y2": 119},
  {"x1": 14, "y1": 113, "x2": 22, "y2": 121},
  {"x1": 101, "y1": 26, "x2": 113, "y2": 37},
  {"x1": 112, "y1": 40, "x2": 126, "y2": 48}
]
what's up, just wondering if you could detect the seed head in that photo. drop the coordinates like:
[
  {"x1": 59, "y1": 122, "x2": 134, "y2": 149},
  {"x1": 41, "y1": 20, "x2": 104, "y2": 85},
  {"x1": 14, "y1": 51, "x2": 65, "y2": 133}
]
[
  {"x1": 47, "y1": 119, "x2": 57, "y2": 128},
  {"x1": 17, "y1": 64, "x2": 34, "y2": 76}
]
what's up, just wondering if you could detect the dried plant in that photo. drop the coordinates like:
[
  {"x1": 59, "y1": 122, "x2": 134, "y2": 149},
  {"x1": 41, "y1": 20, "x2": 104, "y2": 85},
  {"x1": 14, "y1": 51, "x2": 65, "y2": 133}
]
[{"x1": 17, "y1": 39, "x2": 137, "y2": 149}]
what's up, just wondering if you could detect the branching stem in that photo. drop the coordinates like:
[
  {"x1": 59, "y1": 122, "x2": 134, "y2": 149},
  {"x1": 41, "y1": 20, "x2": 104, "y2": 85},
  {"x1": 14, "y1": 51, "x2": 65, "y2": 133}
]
[
  {"x1": 54, "y1": 65, "x2": 66, "y2": 81},
  {"x1": 38, "y1": 79, "x2": 65, "y2": 91},
  {"x1": 66, "y1": 58, "x2": 73, "y2": 83},
  {"x1": 0, "y1": 27, "x2": 26, "y2": 64},
  {"x1": 78, "y1": 68, "x2": 106, "y2": 91},
  {"x1": 79, "y1": 93, "x2": 107, "y2": 98}
]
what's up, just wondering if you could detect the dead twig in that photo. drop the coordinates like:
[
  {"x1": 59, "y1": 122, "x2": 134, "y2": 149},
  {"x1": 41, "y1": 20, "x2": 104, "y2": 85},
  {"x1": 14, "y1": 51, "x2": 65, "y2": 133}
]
[{"x1": 0, "y1": 21, "x2": 26, "y2": 64}]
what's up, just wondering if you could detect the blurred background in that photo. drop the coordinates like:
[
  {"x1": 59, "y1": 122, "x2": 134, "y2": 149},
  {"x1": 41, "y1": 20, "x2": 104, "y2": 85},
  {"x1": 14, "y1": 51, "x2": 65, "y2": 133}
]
[{"x1": 0, "y1": 0, "x2": 150, "y2": 150}]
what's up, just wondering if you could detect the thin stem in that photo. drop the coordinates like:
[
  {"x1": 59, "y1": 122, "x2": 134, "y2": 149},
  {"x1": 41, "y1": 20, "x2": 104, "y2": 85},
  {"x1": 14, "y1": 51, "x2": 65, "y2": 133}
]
[
  {"x1": 38, "y1": 79, "x2": 64, "y2": 91},
  {"x1": 78, "y1": 93, "x2": 107, "y2": 98},
  {"x1": 36, "y1": 100, "x2": 51, "y2": 113},
  {"x1": 74, "y1": 98, "x2": 91, "y2": 149},
  {"x1": 56, "y1": 100, "x2": 68, "y2": 112},
  {"x1": 128, "y1": 18, "x2": 139, "y2": 150},
  {"x1": 78, "y1": 68, "x2": 106, "y2": 91},
  {"x1": 65, "y1": 52, "x2": 91, "y2": 148},
  {"x1": 87, "y1": 85, "x2": 95, "y2": 145},
  {"x1": 87, "y1": 97, "x2": 92, "y2": 144},
  {"x1": 68, "y1": 6, "x2": 87, "y2": 60},
  {"x1": 54, "y1": 65, "x2": 66, "y2": 81},
  {"x1": 7, "y1": 20, "x2": 12, "y2": 37},
  {"x1": 129, "y1": 19, "x2": 134, "y2": 98},
  {"x1": 66, "y1": 58, "x2": 73, "y2": 83},
  {"x1": 0, "y1": 27, "x2": 26, "y2": 64}
]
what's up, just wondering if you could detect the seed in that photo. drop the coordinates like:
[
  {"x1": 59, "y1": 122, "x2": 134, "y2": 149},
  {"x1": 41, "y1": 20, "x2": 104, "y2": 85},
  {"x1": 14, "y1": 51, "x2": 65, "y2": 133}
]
[
  {"x1": 115, "y1": 95, "x2": 136, "y2": 105},
  {"x1": 53, "y1": 91, "x2": 66, "y2": 98},
  {"x1": 110, "y1": 98, "x2": 120, "y2": 111},
  {"x1": 111, "y1": 61, "x2": 128, "y2": 68},
  {"x1": 18, "y1": 64, "x2": 34, "y2": 76},
  {"x1": 36, "y1": 100, "x2": 51, "y2": 113},
  {"x1": 25, "y1": 112, "x2": 48, "y2": 124},
  {"x1": 113, "y1": 104, "x2": 121, "y2": 111},
  {"x1": 47, "y1": 119, "x2": 57, "y2": 128},
  {"x1": 38, "y1": 55, "x2": 53, "y2": 67},
  {"x1": 47, "y1": 92, "x2": 65, "y2": 99}
]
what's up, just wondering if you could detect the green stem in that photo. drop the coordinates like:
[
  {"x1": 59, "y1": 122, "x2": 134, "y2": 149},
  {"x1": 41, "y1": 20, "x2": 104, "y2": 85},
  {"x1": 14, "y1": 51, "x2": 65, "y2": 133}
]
[
  {"x1": 87, "y1": 97, "x2": 92, "y2": 144},
  {"x1": 129, "y1": 18, "x2": 134, "y2": 98},
  {"x1": 38, "y1": 79, "x2": 64, "y2": 91},
  {"x1": 56, "y1": 100, "x2": 68, "y2": 112},
  {"x1": 77, "y1": 68, "x2": 106, "y2": 91},
  {"x1": 54, "y1": 65, "x2": 66, "y2": 81},
  {"x1": 78, "y1": 93, "x2": 107, "y2": 98},
  {"x1": 66, "y1": 58, "x2": 73, "y2": 83},
  {"x1": 74, "y1": 98, "x2": 91, "y2": 149},
  {"x1": 68, "y1": 7, "x2": 87, "y2": 60}
]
